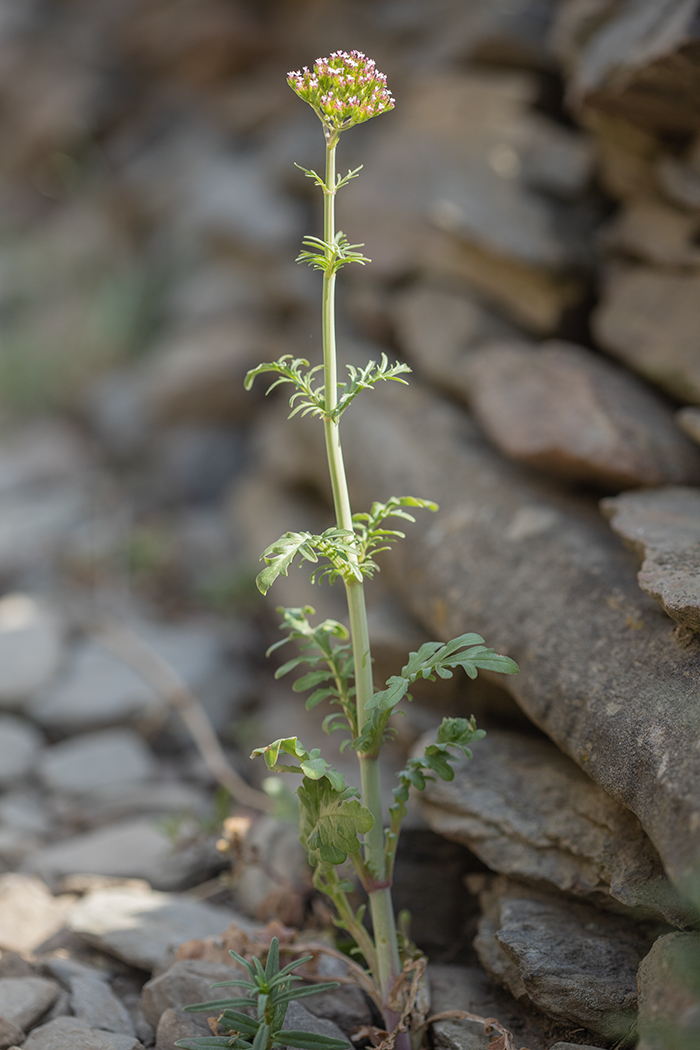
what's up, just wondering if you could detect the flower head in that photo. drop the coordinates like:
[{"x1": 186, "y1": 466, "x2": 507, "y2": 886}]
[{"x1": 287, "y1": 50, "x2": 394, "y2": 141}]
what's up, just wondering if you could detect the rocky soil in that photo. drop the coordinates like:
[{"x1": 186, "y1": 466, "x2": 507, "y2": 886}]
[{"x1": 0, "y1": 1, "x2": 698, "y2": 1049}]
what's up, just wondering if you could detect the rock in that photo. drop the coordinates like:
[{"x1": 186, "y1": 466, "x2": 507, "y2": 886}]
[
  {"x1": 37, "y1": 729, "x2": 156, "y2": 797},
  {"x1": 465, "y1": 339, "x2": 700, "y2": 487},
  {"x1": 600, "y1": 197, "x2": 700, "y2": 267},
  {"x1": 70, "y1": 976, "x2": 136, "y2": 1036},
  {"x1": 229, "y1": 815, "x2": 311, "y2": 925},
  {"x1": 389, "y1": 284, "x2": 519, "y2": 396},
  {"x1": 23, "y1": 818, "x2": 209, "y2": 893},
  {"x1": 67, "y1": 886, "x2": 241, "y2": 971},
  {"x1": 281, "y1": 382, "x2": 700, "y2": 895},
  {"x1": 601, "y1": 486, "x2": 700, "y2": 631},
  {"x1": 29, "y1": 620, "x2": 225, "y2": 734},
  {"x1": 140, "y1": 322, "x2": 271, "y2": 426},
  {"x1": 0, "y1": 1017, "x2": 24, "y2": 1050},
  {"x1": 154, "y1": 1006, "x2": 206, "y2": 1049},
  {"x1": 85, "y1": 370, "x2": 152, "y2": 460},
  {"x1": 677, "y1": 406, "x2": 700, "y2": 445},
  {"x1": 141, "y1": 958, "x2": 245, "y2": 1029},
  {"x1": 150, "y1": 425, "x2": 247, "y2": 504},
  {"x1": 283, "y1": 1001, "x2": 347, "y2": 1045},
  {"x1": 429, "y1": 963, "x2": 566, "y2": 1050},
  {"x1": 594, "y1": 266, "x2": 700, "y2": 404},
  {"x1": 555, "y1": 0, "x2": 700, "y2": 133},
  {"x1": 549, "y1": 1045, "x2": 605, "y2": 1050},
  {"x1": 637, "y1": 932, "x2": 700, "y2": 1050},
  {"x1": 417, "y1": 727, "x2": 690, "y2": 925},
  {"x1": 302, "y1": 954, "x2": 373, "y2": 1035},
  {"x1": 0, "y1": 975, "x2": 60, "y2": 1029},
  {"x1": 474, "y1": 883, "x2": 648, "y2": 1041},
  {"x1": 21, "y1": 1015, "x2": 144, "y2": 1050},
  {"x1": 0, "y1": 594, "x2": 64, "y2": 708},
  {"x1": 0, "y1": 421, "x2": 87, "y2": 494},
  {"x1": 336, "y1": 71, "x2": 590, "y2": 331},
  {"x1": 0, "y1": 486, "x2": 86, "y2": 574},
  {"x1": 0, "y1": 874, "x2": 69, "y2": 953},
  {"x1": 0, "y1": 714, "x2": 44, "y2": 786}
]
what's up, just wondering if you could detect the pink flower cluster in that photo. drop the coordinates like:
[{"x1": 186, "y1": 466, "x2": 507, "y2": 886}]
[{"x1": 287, "y1": 50, "x2": 394, "y2": 135}]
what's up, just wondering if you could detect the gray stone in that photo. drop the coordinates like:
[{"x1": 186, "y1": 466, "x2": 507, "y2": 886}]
[
  {"x1": 141, "y1": 322, "x2": 271, "y2": 425},
  {"x1": 302, "y1": 954, "x2": 373, "y2": 1035},
  {"x1": 637, "y1": 932, "x2": 700, "y2": 1050},
  {"x1": 0, "y1": 486, "x2": 86, "y2": 574},
  {"x1": 0, "y1": 421, "x2": 87, "y2": 495},
  {"x1": 0, "y1": 594, "x2": 64, "y2": 708},
  {"x1": 70, "y1": 976, "x2": 136, "y2": 1036},
  {"x1": 278, "y1": 382, "x2": 700, "y2": 895},
  {"x1": 23, "y1": 818, "x2": 207, "y2": 892},
  {"x1": 594, "y1": 266, "x2": 700, "y2": 404},
  {"x1": 67, "y1": 886, "x2": 240, "y2": 971},
  {"x1": 389, "y1": 285, "x2": 519, "y2": 396},
  {"x1": 154, "y1": 1006, "x2": 206, "y2": 1049},
  {"x1": 0, "y1": 714, "x2": 43, "y2": 786},
  {"x1": 601, "y1": 486, "x2": 700, "y2": 631},
  {"x1": 554, "y1": 0, "x2": 700, "y2": 134},
  {"x1": 475, "y1": 885, "x2": 648, "y2": 1041},
  {"x1": 141, "y1": 958, "x2": 245, "y2": 1029},
  {"x1": 417, "y1": 728, "x2": 690, "y2": 925},
  {"x1": 465, "y1": 340, "x2": 700, "y2": 488},
  {"x1": 0, "y1": 1017, "x2": 24, "y2": 1050},
  {"x1": 549, "y1": 1045, "x2": 605, "y2": 1050},
  {"x1": 0, "y1": 976, "x2": 59, "y2": 1029},
  {"x1": 38, "y1": 729, "x2": 156, "y2": 796},
  {"x1": 429, "y1": 963, "x2": 562, "y2": 1050},
  {"x1": 0, "y1": 791, "x2": 50, "y2": 835},
  {"x1": 0, "y1": 874, "x2": 69, "y2": 953},
  {"x1": 677, "y1": 406, "x2": 700, "y2": 445},
  {"x1": 601, "y1": 197, "x2": 700, "y2": 267},
  {"x1": 21, "y1": 1015, "x2": 144, "y2": 1050},
  {"x1": 29, "y1": 620, "x2": 224, "y2": 733},
  {"x1": 283, "y1": 1001, "x2": 347, "y2": 1045}
]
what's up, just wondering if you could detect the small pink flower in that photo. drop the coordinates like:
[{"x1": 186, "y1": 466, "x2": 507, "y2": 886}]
[{"x1": 287, "y1": 50, "x2": 394, "y2": 139}]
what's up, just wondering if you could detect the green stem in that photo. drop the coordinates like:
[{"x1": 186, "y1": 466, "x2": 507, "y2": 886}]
[{"x1": 319, "y1": 138, "x2": 401, "y2": 1013}]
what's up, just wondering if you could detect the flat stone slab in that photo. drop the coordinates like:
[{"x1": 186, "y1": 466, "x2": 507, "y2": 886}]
[
  {"x1": 0, "y1": 873, "x2": 70, "y2": 953},
  {"x1": 281, "y1": 384, "x2": 700, "y2": 895},
  {"x1": 593, "y1": 266, "x2": 700, "y2": 403},
  {"x1": 0, "y1": 975, "x2": 60, "y2": 1029},
  {"x1": 465, "y1": 339, "x2": 700, "y2": 487},
  {"x1": 0, "y1": 594, "x2": 64, "y2": 708},
  {"x1": 66, "y1": 886, "x2": 241, "y2": 971},
  {"x1": 474, "y1": 882, "x2": 648, "y2": 1042},
  {"x1": 22, "y1": 818, "x2": 207, "y2": 893},
  {"x1": 37, "y1": 729, "x2": 156, "y2": 797},
  {"x1": 70, "y1": 975, "x2": 136, "y2": 1036},
  {"x1": 21, "y1": 1015, "x2": 144, "y2": 1050},
  {"x1": 417, "y1": 728, "x2": 690, "y2": 925},
  {"x1": 0, "y1": 714, "x2": 44, "y2": 787},
  {"x1": 601, "y1": 486, "x2": 700, "y2": 631}
]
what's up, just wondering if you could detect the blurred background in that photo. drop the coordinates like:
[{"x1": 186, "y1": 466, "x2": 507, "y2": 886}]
[{"x1": 0, "y1": 2, "x2": 699, "y2": 1047}]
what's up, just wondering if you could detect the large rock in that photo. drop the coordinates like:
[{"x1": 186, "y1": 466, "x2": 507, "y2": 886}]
[
  {"x1": 141, "y1": 959, "x2": 245, "y2": 1029},
  {"x1": 417, "y1": 728, "x2": 690, "y2": 925},
  {"x1": 637, "y1": 932, "x2": 700, "y2": 1050},
  {"x1": 474, "y1": 880, "x2": 648, "y2": 1041},
  {"x1": 465, "y1": 339, "x2": 700, "y2": 487},
  {"x1": 554, "y1": 0, "x2": 700, "y2": 133},
  {"x1": 601, "y1": 486, "x2": 700, "y2": 631},
  {"x1": 69, "y1": 976, "x2": 136, "y2": 1036},
  {"x1": 594, "y1": 265, "x2": 700, "y2": 403},
  {"x1": 66, "y1": 886, "x2": 242, "y2": 971},
  {"x1": 277, "y1": 383, "x2": 700, "y2": 895}
]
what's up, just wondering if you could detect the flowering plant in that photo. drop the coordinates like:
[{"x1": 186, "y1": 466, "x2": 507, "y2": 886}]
[{"x1": 238, "y1": 52, "x2": 518, "y2": 1048}]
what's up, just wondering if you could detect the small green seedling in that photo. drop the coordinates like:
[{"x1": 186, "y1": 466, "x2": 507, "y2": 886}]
[{"x1": 174, "y1": 936, "x2": 350, "y2": 1050}]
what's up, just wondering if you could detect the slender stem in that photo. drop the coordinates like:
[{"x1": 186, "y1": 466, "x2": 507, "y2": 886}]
[{"x1": 318, "y1": 137, "x2": 402, "y2": 1016}]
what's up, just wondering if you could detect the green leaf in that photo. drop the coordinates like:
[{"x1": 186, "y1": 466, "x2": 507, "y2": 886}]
[
  {"x1": 293, "y1": 670, "x2": 333, "y2": 693},
  {"x1": 175, "y1": 1039, "x2": 248, "y2": 1049},
  {"x1": 365, "y1": 675, "x2": 410, "y2": 712},
  {"x1": 298, "y1": 776, "x2": 373, "y2": 867},
  {"x1": 274, "y1": 1032, "x2": 350, "y2": 1050},
  {"x1": 256, "y1": 532, "x2": 318, "y2": 595}
]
